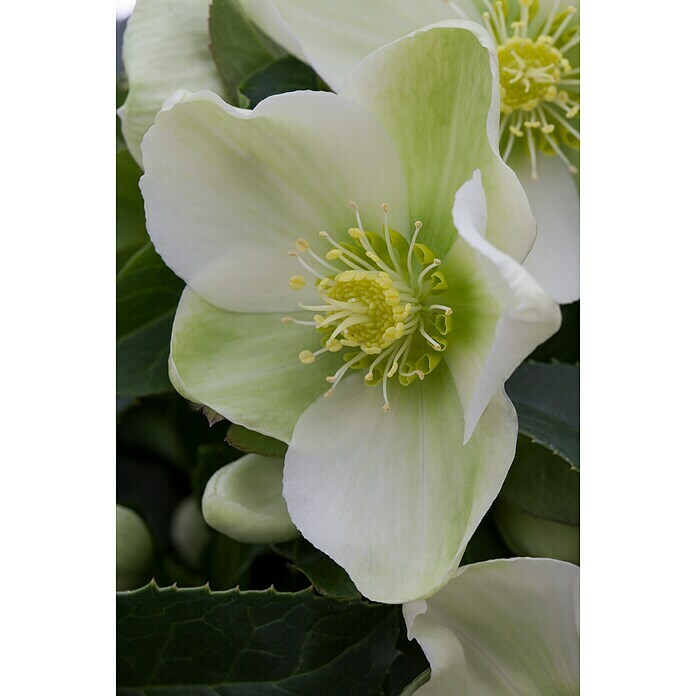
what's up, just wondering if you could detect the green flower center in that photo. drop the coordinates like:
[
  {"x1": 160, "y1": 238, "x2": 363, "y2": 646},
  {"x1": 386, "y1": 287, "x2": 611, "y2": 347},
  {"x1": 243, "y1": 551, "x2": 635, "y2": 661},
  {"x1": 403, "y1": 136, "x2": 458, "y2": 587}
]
[{"x1": 285, "y1": 203, "x2": 452, "y2": 411}]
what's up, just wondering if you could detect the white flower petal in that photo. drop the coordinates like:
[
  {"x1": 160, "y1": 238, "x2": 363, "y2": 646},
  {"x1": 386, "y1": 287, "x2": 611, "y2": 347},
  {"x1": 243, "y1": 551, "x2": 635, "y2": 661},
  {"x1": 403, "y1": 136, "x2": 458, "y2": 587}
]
[
  {"x1": 202, "y1": 454, "x2": 299, "y2": 544},
  {"x1": 403, "y1": 558, "x2": 580, "y2": 695},
  {"x1": 141, "y1": 89, "x2": 409, "y2": 312},
  {"x1": 119, "y1": 0, "x2": 225, "y2": 166},
  {"x1": 283, "y1": 367, "x2": 517, "y2": 604},
  {"x1": 447, "y1": 172, "x2": 561, "y2": 441},
  {"x1": 240, "y1": 0, "x2": 464, "y2": 91},
  {"x1": 340, "y1": 22, "x2": 536, "y2": 263},
  {"x1": 170, "y1": 287, "x2": 344, "y2": 443},
  {"x1": 510, "y1": 150, "x2": 580, "y2": 304}
]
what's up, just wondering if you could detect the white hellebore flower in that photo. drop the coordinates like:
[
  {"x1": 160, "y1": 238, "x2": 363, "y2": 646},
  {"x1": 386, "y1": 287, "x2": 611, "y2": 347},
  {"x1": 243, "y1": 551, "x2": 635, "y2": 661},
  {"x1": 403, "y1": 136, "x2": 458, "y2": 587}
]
[
  {"x1": 403, "y1": 558, "x2": 580, "y2": 694},
  {"x1": 142, "y1": 22, "x2": 560, "y2": 603},
  {"x1": 120, "y1": 0, "x2": 580, "y2": 303}
]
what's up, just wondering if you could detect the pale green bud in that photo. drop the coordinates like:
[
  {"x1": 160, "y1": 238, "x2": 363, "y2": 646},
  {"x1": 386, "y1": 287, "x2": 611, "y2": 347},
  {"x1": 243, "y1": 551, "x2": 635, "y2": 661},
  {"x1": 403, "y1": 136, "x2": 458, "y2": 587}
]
[
  {"x1": 116, "y1": 505, "x2": 154, "y2": 591},
  {"x1": 170, "y1": 496, "x2": 211, "y2": 571},
  {"x1": 202, "y1": 454, "x2": 300, "y2": 544},
  {"x1": 494, "y1": 500, "x2": 580, "y2": 565}
]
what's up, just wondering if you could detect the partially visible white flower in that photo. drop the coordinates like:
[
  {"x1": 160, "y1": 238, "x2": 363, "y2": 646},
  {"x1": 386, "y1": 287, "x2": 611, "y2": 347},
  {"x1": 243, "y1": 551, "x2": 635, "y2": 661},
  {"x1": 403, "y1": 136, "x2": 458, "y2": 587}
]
[{"x1": 403, "y1": 558, "x2": 580, "y2": 694}]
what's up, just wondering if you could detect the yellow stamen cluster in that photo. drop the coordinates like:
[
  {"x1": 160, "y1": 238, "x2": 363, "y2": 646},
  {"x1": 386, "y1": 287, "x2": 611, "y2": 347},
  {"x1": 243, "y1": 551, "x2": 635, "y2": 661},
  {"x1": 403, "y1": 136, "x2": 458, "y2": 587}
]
[
  {"x1": 284, "y1": 203, "x2": 453, "y2": 411},
  {"x1": 498, "y1": 37, "x2": 568, "y2": 113},
  {"x1": 447, "y1": 0, "x2": 579, "y2": 180}
]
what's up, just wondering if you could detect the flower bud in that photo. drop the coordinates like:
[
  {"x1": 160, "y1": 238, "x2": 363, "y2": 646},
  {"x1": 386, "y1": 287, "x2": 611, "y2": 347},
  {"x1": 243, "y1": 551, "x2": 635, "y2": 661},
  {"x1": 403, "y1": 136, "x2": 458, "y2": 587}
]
[
  {"x1": 494, "y1": 500, "x2": 579, "y2": 565},
  {"x1": 170, "y1": 496, "x2": 211, "y2": 571},
  {"x1": 202, "y1": 454, "x2": 300, "y2": 544},
  {"x1": 116, "y1": 505, "x2": 154, "y2": 591}
]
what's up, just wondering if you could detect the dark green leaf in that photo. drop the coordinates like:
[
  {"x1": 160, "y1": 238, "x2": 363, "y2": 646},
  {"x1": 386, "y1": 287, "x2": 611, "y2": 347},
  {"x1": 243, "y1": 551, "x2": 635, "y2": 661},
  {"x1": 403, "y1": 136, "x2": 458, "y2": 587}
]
[
  {"x1": 498, "y1": 436, "x2": 579, "y2": 525},
  {"x1": 117, "y1": 243, "x2": 184, "y2": 396},
  {"x1": 117, "y1": 584, "x2": 400, "y2": 695},
  {"x1": 530, "y1": 300, "x2": 579, "y2": 364},
  {"x1": 116, "y1": 148, "x2": 149, "y2": 270},
  {"x1": 237, "y1": 55, "x2": 326, "y2": 109},
  {"x1": 226, "y1": 424, "x2": 288, "y2": 457},
  {"x1": 209, "y1": 0, "x2": 285, "y2": 104},
  {"x1": 273, "y1": 538, "x2": 360, "y2": 600},
  {"x1": 506, "y1": 362, "x2": 579, "y2": 470}
]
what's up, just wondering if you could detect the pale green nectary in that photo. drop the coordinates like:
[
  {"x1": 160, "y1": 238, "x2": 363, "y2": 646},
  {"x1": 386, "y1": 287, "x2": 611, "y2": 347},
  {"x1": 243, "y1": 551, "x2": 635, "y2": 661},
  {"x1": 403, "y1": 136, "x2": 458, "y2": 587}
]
[
  {"x1": 141, "y1": 23, "x2": 561, "y2": 602},
  {"x1": 403, "y1": 558, "x2": 580, "y2": 695},
  {"x1": 202, "y1": 454, "x2": 299, "y2": 544},
  {"x1": 116, "y1": 505, "x2": 154, "y2": 591}
]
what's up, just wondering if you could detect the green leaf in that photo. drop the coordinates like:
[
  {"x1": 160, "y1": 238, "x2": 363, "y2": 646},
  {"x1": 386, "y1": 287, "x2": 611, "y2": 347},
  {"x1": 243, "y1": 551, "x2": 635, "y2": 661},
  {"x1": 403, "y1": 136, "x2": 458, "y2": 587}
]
[
  {"x1": 117, "y1": 243, "x2": 184, "y2": 396},
  {"x1": 498, "y1": 436, "x2": 579, "y2": 525},
  {"x1": 209, "y1": 0, "x2": 286, "y2": 105},
  {"x1": 273, "y1": 538, "x2": 360, "y2": 600},
  {"x1": 225, "y1": 424, "x2": 288, "y2": 457},
  {"x1": 117, "y1": 584, "x2": 400, "y2": 695},
  {"x1": 237, "y1": 55, "x2": 326, "y2": 109},
  {"x1": 116, "y1": 149, "x2": 149, "y2": 271},
  {"x1": 505, "y1": 362, "x2": 579, "y2": 470}
]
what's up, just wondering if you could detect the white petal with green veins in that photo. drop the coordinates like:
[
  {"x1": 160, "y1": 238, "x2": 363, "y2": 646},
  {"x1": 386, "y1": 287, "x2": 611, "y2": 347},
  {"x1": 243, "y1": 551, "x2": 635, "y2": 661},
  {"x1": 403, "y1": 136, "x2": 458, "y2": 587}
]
[
  {"x1": 119, "y1": 0, "x2": 225, "y2": 167},
  {"x1": 140, "y1": 89, "x2": 409, "y2": 313},
  {"x1": 170, "y1": 287, "x2": 344, "y2": 443},
  {"x1": 203, "y1": 454, "x2": 299, "y2": 544},
  {"x1": 340, "y1": 22, "x2": 537, "y2": 264},
  {"x1": 283, "y1": 367, "x2": 517, "y2": 604},
  {"x1": 403, "y1": 558, "x2": 580, "y2": 695},
  {"x1": 448, "y1": 172, "x2": 561, "y2": 441}
]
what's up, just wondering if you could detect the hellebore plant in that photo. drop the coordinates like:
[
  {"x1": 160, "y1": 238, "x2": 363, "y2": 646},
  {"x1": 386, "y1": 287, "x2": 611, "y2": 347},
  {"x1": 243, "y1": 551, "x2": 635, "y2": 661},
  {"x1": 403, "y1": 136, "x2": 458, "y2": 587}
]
[
  {"x1": 141, "y1": 22, "x2": 560, "y2": 603},
  {"x1": 120, "y1": 0, "x2": 580, "y2": 303},
  {"x1": 403, "y1": 558, "x2": 580, "y2": 694}
]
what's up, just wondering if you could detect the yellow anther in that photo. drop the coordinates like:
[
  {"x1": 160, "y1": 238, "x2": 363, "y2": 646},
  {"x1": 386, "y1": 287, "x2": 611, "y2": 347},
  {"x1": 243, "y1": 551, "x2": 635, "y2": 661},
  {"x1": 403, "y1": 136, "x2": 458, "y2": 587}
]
[
  {"x1": 288, "y1": 250, "x2": 298, "y2": 257},
  {"x1": 348, "y1": 227, "x2": 366, "y2": 240},
  {"x1": 299, "y1": 350, "x2": 315, "y2": 364},
  {"x1": 295, "y1": 238, "x2": 310, "y2": 252},
  {"x1": 567, "y1": 105, "x2": 580, "y2": 118},
  {"x1": 325, "y1": 375, "x2": 336, "y2": 383},
  {"x1": 326, "y1": 249, "x2": 343, "y2": 260},
  {"x1": 510, "y1": 126, "x2": 524, "y2": 137},
  {"x1": 325, "y1": 389, "x2": 334, "y2": 398},
  {"x1": 524, "y1": 120, "x2": 541, "y2": 128},
  {"x1": 381, "y1": 203, "x2": 390, "y2": 213},
  {"x1": 542, "y1": 124, "x2": 555, "y2": 134},
  {"x1": 281, "y1": 317, "x2": 293, "y2": 323},
  {"x1": 382, "y1": 403, "x2": 390, "y2": 412},
  {"x1": 289, "y1": 275, "x2": 306, "y2": 291},
  {"x1": 365, "y1": 373, "x2": 373, "y2": 382},
  {"x1": 326, "y1": 339, "x2": 343, "y2": 352}
]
